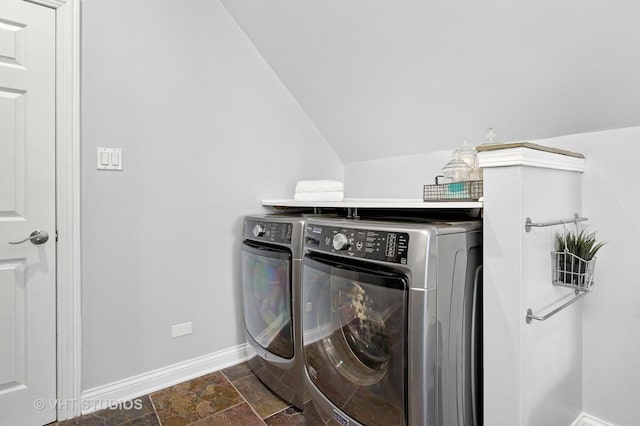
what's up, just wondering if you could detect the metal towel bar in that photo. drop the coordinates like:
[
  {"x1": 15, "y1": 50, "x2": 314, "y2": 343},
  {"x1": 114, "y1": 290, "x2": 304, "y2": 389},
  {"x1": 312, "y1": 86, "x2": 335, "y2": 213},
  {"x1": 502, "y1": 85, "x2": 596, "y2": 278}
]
[
  {"x1": 526, "y1": 291, "x2": 590, "y2": 324},
  {"x1": 525, "y1": 213, "x2": 588, "y2": 232}
]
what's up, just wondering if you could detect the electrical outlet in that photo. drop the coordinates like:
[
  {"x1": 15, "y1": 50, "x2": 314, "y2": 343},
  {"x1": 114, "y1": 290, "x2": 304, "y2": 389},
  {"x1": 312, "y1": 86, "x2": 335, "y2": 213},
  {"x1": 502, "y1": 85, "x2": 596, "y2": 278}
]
[{"x1": 171, "y1": 322, "x2": 192, "y2": 338}]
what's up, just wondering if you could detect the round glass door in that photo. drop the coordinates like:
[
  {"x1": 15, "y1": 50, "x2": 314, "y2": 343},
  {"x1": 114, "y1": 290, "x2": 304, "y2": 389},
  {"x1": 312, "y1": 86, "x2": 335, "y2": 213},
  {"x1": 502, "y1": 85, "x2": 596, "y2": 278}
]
[
  {"x1": 302, "y1": 254, "x2": 408, "y2": 426},
  {"x1": 325, "y1": 280, "x2": 391, "y2": 385},
  {"x1": 242, "y1": 242, "x2": 293, "y2": 359}
]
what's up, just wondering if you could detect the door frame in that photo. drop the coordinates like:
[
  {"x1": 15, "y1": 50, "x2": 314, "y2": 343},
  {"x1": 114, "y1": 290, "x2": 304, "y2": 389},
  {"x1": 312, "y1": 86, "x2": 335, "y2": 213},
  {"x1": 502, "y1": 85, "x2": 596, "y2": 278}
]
[{"x1": 25, "y1": 0, "x2": 82, "y2": 421}]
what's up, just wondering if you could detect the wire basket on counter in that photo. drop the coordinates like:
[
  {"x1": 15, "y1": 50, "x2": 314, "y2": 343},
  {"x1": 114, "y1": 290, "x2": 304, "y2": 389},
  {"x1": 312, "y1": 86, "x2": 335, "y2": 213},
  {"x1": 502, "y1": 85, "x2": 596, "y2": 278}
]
[
  {"x1": 551, "y1": 251, "x2": 596, "y2": 292},
  {"x1": 423, "y1": 180, "x2": 483, "y2": 202}
]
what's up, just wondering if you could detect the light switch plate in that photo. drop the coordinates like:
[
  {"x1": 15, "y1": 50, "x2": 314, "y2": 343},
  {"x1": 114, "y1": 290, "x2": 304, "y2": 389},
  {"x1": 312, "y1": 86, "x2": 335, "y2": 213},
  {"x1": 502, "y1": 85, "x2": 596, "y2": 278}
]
[{"x1": 97, "y1": 147, "x2": 123, "y2": 170}]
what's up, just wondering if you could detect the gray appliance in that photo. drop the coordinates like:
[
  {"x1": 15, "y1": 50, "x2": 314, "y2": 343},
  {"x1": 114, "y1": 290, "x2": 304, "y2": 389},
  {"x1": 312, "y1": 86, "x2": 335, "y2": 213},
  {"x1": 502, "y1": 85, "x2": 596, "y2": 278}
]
[
  {"x1": 241, "y1": 214, "x2": 307, "y2": 408},
  {"x1": 301, "y1": 217, "x2": 482, "y2": 426}
]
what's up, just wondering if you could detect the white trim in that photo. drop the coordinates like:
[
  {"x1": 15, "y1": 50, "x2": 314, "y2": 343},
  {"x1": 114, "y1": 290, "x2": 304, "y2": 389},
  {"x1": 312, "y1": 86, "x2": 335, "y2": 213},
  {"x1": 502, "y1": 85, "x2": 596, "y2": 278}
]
[
  {"x1": 477, "y1": 147, "x2": 586, "y2": 172},
  {"x1": 571, "y1": 412, "x2": 616, "y2": 426},
  {"x1": 25, "y1": 0, "x2": 67, "y2": 8},
  {"x1": 80, "y1": 344, "x2": 249, "y2": 415},
  {"x1": 53, "y1": 0, "x2": 82, "y2": 421}
]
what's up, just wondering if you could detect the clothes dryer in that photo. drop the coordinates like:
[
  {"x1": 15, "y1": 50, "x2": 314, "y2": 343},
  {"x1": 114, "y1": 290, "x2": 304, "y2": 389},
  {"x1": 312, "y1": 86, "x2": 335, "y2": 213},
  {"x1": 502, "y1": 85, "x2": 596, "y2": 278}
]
[{"x1": 301, "y1": 217, "x2": 482, "y2": 425}]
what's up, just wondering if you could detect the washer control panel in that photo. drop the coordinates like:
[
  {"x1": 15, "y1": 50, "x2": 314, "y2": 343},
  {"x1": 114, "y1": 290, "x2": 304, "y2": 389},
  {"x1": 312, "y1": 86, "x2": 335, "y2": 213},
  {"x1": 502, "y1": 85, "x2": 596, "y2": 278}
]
[
  {"x1": 305, "y1": 224, "x2": 409, "y2": 264},
  {"x1": 245, "y1": 219, "x2": 292, "y2": 244}
]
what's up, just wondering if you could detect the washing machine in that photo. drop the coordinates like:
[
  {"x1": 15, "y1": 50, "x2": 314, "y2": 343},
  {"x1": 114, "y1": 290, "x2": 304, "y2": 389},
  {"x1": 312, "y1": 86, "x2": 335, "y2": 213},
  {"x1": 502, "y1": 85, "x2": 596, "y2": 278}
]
[
  {"x1": 241, "y1": 214, "x2": 308, "y2": 408},
  {"x1": 301, "y1": 217, "x2": 482, "y2": 426}
]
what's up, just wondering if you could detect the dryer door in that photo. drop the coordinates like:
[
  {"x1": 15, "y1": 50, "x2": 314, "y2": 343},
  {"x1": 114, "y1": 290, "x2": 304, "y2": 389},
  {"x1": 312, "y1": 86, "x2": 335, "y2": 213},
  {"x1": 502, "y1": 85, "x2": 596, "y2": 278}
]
[
  {"x1": 302, "y1": 253, "x2": 408, "y2": 426},
  {"x1": 241, "y1": 241, "x2": 293, "y2": 359}
]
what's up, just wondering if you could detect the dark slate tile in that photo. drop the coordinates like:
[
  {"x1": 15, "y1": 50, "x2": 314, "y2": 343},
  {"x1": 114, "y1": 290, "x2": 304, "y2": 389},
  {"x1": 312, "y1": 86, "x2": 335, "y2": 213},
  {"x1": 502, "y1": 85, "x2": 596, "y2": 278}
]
[
  {"x1": 232, "y1": 374, "x2": 289, "y2": 419},
  {"x1": 150, "y1": 371, "x2": 243, "y2": 426},
  {"x1": 120, "y1": 412, "x2": 160, "y2": 426},
  {"x1": 58, "y1": 396, "x2": 155, "y2": 426},
  {"x1": 188, "y1": 402, "x2": 264, "y2": 426},
  {"x1": 90, "y1": 395, "x2": 155, "y2": 426},
  {"x1": 57, "y1": 414, "x2": 107, "y2": 426},
  {"x1": 221, "y1": 362, "x2": 253, "y2": 382},
  {"x1": 264, "y1": 406, "x2": 306, "y2": 426}
]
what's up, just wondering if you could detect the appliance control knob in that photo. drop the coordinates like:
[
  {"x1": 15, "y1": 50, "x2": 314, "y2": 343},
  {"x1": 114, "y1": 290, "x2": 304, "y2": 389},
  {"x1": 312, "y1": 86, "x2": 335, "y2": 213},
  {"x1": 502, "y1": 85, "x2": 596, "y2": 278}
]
[
  {"x1": 253, "y1": 224, "x2": 266, "y2": 237},
  {"x1": 332, "y1": 233, "x2": 349, "y2": 250}
]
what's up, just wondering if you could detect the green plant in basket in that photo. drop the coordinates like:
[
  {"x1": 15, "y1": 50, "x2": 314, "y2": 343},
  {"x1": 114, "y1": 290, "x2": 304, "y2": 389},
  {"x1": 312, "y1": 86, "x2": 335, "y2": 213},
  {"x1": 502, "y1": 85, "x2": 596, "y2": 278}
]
[{"x1": 554, "y1": 230, "x2": 605, "y2": 286}]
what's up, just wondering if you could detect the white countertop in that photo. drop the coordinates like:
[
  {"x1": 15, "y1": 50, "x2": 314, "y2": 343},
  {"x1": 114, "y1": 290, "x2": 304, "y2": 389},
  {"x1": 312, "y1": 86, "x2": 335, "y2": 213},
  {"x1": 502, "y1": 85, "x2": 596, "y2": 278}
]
[{"x1": 262, "y1": 197, "x2": 483, "y2": 209}]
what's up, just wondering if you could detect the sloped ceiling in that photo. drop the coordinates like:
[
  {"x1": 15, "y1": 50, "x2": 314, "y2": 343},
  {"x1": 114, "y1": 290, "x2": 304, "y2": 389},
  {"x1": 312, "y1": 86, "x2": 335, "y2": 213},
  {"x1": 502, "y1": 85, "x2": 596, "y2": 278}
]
[{"x1": 220, "y1": 0, "x2": 640, "y2": 164}]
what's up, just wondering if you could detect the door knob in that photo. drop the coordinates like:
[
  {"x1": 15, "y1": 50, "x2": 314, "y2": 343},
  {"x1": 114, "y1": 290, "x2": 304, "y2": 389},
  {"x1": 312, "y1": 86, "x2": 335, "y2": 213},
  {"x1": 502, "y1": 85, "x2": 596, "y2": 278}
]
[{"x1": 9, "y1": 230, "x2": 49, "y2": 245}]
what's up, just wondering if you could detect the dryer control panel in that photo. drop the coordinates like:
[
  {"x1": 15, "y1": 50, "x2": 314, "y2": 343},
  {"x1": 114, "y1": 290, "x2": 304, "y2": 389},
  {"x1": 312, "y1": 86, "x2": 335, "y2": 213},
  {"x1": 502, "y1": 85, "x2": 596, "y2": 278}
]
[
  {"x1": 304, "y1": 224, "x2": 409, "y2": 264},
  {"x1": 244, "y1": 219, "x2": 293, "y2": 244}
]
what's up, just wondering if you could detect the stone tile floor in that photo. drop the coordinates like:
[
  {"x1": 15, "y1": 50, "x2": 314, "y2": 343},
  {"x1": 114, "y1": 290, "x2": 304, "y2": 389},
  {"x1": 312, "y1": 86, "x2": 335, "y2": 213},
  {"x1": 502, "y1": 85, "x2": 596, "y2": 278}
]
[{"x1": 51, "y1": 362, "x2": 334, "y2": 426}]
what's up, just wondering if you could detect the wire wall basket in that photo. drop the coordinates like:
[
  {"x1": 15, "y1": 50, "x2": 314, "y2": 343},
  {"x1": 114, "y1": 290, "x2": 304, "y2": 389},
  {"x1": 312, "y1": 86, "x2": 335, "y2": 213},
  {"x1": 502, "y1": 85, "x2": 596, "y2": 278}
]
[
  {"x1": 423, "y1": 180, "x2": 483, "y2": 202},
  {"x1": 551, "y1": 251, "x2": 596, "y2": 292}
]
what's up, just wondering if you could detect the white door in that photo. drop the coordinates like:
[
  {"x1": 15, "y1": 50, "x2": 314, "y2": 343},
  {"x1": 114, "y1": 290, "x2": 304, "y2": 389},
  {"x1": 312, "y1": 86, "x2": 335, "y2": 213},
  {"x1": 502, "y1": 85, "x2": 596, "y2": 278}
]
[{"x1": 0, "y1": 0, "x2": 57, "y2": 425}]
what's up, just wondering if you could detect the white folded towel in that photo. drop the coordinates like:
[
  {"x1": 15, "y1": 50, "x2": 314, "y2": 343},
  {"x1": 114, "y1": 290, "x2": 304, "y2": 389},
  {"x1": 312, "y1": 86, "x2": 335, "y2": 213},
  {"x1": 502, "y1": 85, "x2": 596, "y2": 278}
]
[
  {"x1": 293, "y1": 191, "x2": 344, "y2": 202},
  {"x1": 294, "y1": 180, "x2": 344, "y2": 193}
]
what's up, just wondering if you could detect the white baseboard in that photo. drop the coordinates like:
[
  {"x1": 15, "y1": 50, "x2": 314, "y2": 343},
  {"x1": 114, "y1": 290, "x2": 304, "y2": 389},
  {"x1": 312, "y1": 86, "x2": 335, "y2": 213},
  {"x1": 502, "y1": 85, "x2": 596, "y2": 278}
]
[
  {"x1": 571, "y1": 412, "x2": 616, "y2": 426},
  {"x1": 80, "y1": 343, "x2": 248, "y2": 414}
]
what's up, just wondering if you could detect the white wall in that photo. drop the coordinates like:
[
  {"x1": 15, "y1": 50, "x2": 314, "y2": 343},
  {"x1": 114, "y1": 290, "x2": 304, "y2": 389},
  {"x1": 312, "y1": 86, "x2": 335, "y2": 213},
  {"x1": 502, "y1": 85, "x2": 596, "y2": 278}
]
[
  {"x1": 344, "y1": 150, "x2": 451, "y2": 199},
  {"x1": 542, "y1": 127, "x2": 640, "y2": 426},
  {"x1": 221, "y1": 0, "x2": 640, "y2": 164},
  {"x1": 81, "y1": 0, "x2": 342, "y2": 390}
]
